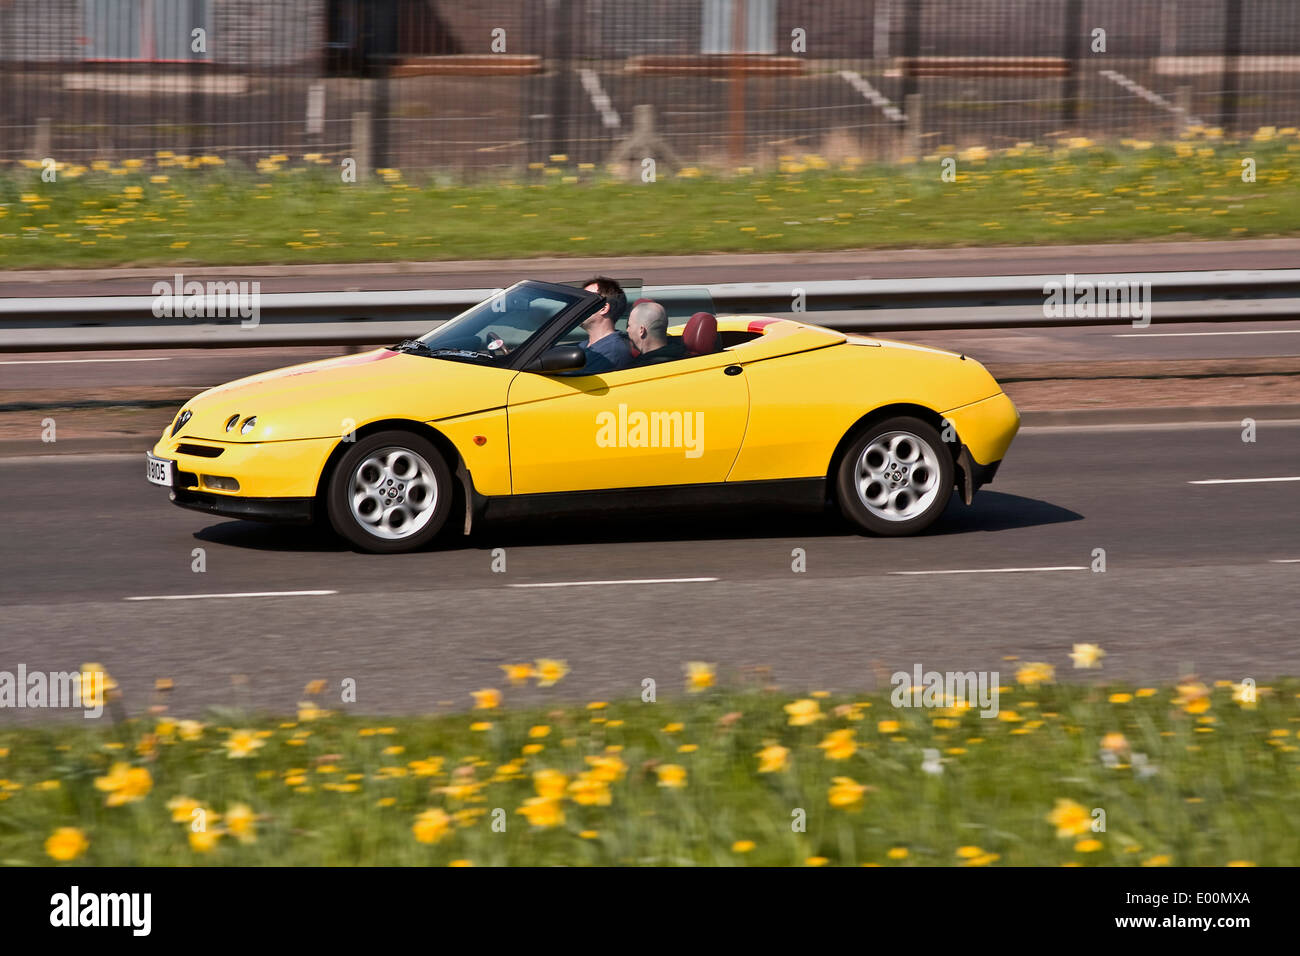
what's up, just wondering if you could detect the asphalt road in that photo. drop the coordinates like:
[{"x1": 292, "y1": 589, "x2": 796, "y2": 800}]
[{"x1": 1, "y1": 421, "x2": 1297, "y2": 720}]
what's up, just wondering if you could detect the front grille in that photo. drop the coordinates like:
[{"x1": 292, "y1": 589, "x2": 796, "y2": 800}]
[{"x1": 176, "y1": 443, "x2": 224, "y2": 458}]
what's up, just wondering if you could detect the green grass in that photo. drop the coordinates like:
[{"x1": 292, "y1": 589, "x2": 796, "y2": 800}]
[
  {"x1": 1, "y1": 135, "x2": 1298, "y2": 269},
  {"x1": 2, "y1": 673, "x2": 1297, "y2": 866}
]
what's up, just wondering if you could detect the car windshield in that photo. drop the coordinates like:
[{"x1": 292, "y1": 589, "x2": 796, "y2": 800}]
[{"x1": 397, "y1": 281, "x2": 590, "y2": 364}]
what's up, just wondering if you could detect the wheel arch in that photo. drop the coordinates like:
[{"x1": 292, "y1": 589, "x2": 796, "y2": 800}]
[
  {"x1": 824, "y1": 402, "x2": 960, "y2": 506},
  {"x1": 313, "y1": 418, "x2": 470, "y2": 531}
]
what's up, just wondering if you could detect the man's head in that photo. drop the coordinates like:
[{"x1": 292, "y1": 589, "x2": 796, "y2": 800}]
[
  {"x1": 581, "y1": 276, "x2": 627, "y2": 337},
  {"x1": 627, "y1": 300, "x2": 669, "y2": 353}
]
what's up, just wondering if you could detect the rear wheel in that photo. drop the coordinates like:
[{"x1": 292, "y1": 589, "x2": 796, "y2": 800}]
[
  {"x1": 836, "y1": 417, "x2": 954, "y2": 536},
  {"x1": 326, "y1": 430, "x2": 453, "y2": 553}
]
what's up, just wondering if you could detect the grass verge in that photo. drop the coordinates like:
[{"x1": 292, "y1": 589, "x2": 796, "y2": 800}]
[
  {"x1": 1, "y1": 136, "x2": 1298, "y2": 269},
  {"x1": 2, "y1": 667, "x2": 1296, "y2": 865}
]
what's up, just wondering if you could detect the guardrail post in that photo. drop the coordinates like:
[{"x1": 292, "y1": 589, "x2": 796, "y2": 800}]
[
  {"x1": 1175, "y1": 85, "x2": 1194, "y2": 137},
  {"x1": 33, "y1": 117, "x2": 51, "y2": 161},
  {"x1": 352, "y1": 111, "x2": 371, "y2": 182}
]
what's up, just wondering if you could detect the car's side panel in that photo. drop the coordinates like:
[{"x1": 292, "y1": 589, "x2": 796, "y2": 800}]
[
  {"x1": 726, "y1": 342, "x2": 1005, "y2": 482},
  {"x1": 506, "y1": 352, "x2": 749, "y2": 494},
  {"x1": 431, "y1": 407, "x2": 513, "y2": 496}
]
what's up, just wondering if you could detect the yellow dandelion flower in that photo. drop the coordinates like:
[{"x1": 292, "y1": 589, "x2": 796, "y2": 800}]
[
  {"x1": 500, "y1": 663, "x2": 534, "y2": 685},
  {"x1": 45, "y1": 827, "x2": 89, "y2": 861},
  {"x1": 534, "y1": 659, "x2": 569, "y2": 687},
  {"x1": 828, "y1": 776, "x2": 866, "y2": 809},
  {"x1": 93, "y1": 763, "x2": 152, "y2": 806},
  {"x1": 685, "y1": 661, "x2": 716, "y2": 692},
  {"x1": 784, "y1": 699, "x2": 824, "y2": 726},
  {"x1": 518, "y1": 797, "x2": 564, "y2": 828},
  {"x1": 1069, "y1": 644, "x2": 1105, "y2": 669},
  {"x1": 1016, "y1": 662, "x2": 1055, "y2": 686},
  {"x1": 412, "y1": 808, "x2": 451, "y2": 844},
  {"x1": 656, "y1": 764, "x2": 688, "y2": 788},
  {"x1": 757, "y1": 744, "x2": 789, "y2": 773},
  {"x1": 817, "y1": 728, "x2": 857, "y2": 760},
  {"x1": 1047, "y1": 798, "x2": 1092, "y2": 838},
  {"x1": 188, "y1": 829, "x2": 222, "y2": 853},
  {"x1": 471, "y1": 688, "x2": 501, "y2": 710},
  {"x1": 223, "y1": 730, "x2": 265, "y2": 759}
]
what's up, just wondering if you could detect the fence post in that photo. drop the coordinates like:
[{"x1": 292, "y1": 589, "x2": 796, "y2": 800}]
[
  {"x1": 352, "y1": 112, "x2": 371, "y2": 182},
  {"x1": 904, "y1": 93, "x2": 922, "y2": 158},
  {"x1": 900, "y1": 0, "x2": 921, "y2": 104},
  {"x1": 1061, "y1": 0, "x2": 1084, "y2": 127},
  {"x1": 1220, "y1": 0, "x2": 1242, "y2": 134},
  {"x1": 873, "y1": 0, "x2": 892, "y2": 62},
  {"x1": 33, "y1": 117, "x2": 51, "y2": 160},
  {"x1": 1175, "y1": 85, "x2": 1193, "y2": 137}
]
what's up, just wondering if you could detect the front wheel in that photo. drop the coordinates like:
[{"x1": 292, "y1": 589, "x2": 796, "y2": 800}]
[
  {"x1": 326, "y1": 430, "x2": 453, "y2": 553},
  {"x1": 835, "y1": 417, "x2": 954, "y2": 536}
]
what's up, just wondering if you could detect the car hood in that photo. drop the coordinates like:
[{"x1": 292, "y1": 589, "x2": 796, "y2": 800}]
[{"x1": 170, "y1": 348, "x2": 516, "y2": 442}]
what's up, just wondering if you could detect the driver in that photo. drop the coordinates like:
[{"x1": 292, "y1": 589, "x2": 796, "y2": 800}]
[{"x1": 579, "y1": 276, "x2": 632, "y2": 373}]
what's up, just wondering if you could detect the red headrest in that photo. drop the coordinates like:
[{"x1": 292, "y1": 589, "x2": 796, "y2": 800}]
[{"x1": 682, "y1": 311, "x2": 720, "y2": 355}]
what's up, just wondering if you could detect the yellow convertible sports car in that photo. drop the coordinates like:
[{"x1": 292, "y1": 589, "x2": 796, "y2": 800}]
[{"x1": 146, "y1": 280, "x2": 1020, "y2": 553}]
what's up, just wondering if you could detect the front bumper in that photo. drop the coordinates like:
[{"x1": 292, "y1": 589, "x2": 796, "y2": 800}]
[
  {"x1": 150, "y1": 432, "x2": 337, "y2": 498},
  {"x1": 149, "y1": 431, "x2": 337, "y2": 524}
]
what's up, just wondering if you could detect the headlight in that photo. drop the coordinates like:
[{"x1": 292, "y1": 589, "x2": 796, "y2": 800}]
[
  {"x1": 225, "y1": 414, "x2": 239, "y2": 433},
  {"x1": 240, "y1": 416, "x2": 257, "y2": 435},
  {"x1": 171, "y1": 410, "x2": 192, "y2": 436}
]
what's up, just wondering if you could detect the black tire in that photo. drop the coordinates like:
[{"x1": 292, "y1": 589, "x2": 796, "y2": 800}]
[
  {"x1": 835, "y1": 416, "x2": 955, "y2": 536},
  {"x1": 326, "y1": 430, "x2": 454, "y2": 553}
]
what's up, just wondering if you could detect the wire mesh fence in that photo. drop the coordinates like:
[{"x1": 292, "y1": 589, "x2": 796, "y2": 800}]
[{"x1": 1, "y1": 0, "x2": 1298, "y2": 174}]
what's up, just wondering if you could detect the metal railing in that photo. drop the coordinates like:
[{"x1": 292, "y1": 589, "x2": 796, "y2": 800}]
[{"x1": 3, "y1": 269, "x2": 1296, "y2": 350}]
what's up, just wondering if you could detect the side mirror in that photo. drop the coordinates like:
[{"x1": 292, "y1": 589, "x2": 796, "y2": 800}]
[{"x1": 528, "y1": 344, "x2": 587, "y2": 373}]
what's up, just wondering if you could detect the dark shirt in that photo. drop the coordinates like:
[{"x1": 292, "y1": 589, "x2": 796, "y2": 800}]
[
  {"x1": 629, "y1": 339, "x2": 688, "y2": 367},
  {"x1": 581, "y1": 332, "x2": 632, "y2": 373}
]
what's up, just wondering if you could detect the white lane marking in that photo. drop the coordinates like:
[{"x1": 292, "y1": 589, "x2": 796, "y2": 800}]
[
  {"x1": 1270, "y1": 559, "x2": 1300, "y2": 563},
  {"x1": 507, "y1": 577, "x2": 718, "y2": 588},
  {"x1": 1099, "y1": 68, "x2": 1203, "y2": 124},
  {"x1": 1114, "y1": 329, "x2": 1300, "y2": 337},
  {"x1": 125, "y1": 590, "x2": 337, "y2": 601},
  {"x1": 839, "y1": 69, "x2": 906, "y2": 121},
  {"x1": 0, "y1": 357, "x2": 171, "y2": 365},
  {"x1": 1188, "y1": 476, "x2": 1300, "y2": 485},
  {"x1": 578, "y1": 69, "x2": 621, "y2": 128},
  {"x1": 888, "y1": 566, "x2": 1087, "y2": 576}
]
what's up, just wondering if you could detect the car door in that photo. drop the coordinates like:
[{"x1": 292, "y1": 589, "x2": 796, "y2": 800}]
[{"x1": 506, "y1": 350, "x2": 750, "y2": 495}]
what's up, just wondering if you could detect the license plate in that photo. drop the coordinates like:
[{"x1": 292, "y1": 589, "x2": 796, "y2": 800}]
[{"x1": 146, "y1": 454, "x2": 174, "y2": 487}]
